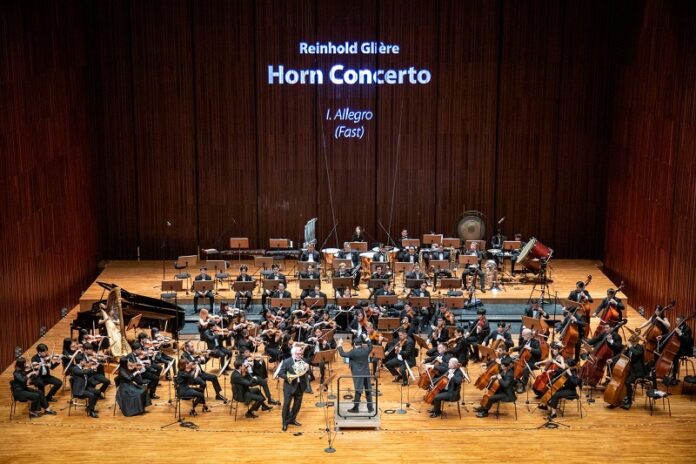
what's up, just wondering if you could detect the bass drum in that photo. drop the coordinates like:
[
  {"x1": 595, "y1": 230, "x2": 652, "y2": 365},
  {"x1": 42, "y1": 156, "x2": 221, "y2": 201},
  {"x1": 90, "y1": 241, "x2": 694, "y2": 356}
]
[{"x1": 456, "y1": 211, "x2": 487, "y2": 241}]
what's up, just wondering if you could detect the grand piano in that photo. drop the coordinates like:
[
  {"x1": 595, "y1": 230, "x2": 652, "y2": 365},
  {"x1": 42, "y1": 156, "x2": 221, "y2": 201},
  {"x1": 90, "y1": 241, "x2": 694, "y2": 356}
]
[{"x1": 71, "y1": 282, "x2": 186, "y2": 339}]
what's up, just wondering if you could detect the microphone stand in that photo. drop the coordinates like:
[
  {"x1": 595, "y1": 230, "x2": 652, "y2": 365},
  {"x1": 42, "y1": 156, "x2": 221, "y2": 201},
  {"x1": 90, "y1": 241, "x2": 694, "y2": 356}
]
[
  {"x1": 377, "y1": 220, "x2": 398, "y2": 247},
  {"x1": 318, "y1": 221, "x2": 340, "y2": 250},
  {"x1": 156, "y1": 221, "x2": 172, "y2": 288}
]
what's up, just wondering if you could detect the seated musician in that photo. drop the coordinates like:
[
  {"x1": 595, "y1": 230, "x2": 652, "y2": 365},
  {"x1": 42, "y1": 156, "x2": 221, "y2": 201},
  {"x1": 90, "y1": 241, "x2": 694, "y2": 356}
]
[
  {"x1": 483, "y1": 322, "x2": 514, "y2": 351},
  {"x1": 175, "y1": 359, "x2": 209, "y2": 416},
  {"x1": 538, "y1": 359, "x2": 581, "y2": 420},
  {"x1": 424, "y1": 342, "x2": 453, "y2": 374},
  {"x1": 262, "y1": 264, "x2": 286, "y2": 308},
  {"x1": 231, "y1": 359, "x2": 274, "y2": 418},
  {"x1": 271, "y1": 282, "x2": 292, "y2": 308},
  {"x1": 405, "y1": 263, "x2": 427, "y2": 280},
  {"x1": 238, "y1": 350, "x2": 281, "y2": 405},
  {"x1": 300, "y1": 243, "x2": 321, "y2": 262},
  {"x1": 234, "y1": 327, "x2": 255, "y2": 355},
  {"x1": 234, "y1": 265, "x2": 254, "y2": 310},
  {"x1": 665, "y1": 315, "x2": 694, "y2": 385},
  {"x1": 12, "y1": 357, "x2": 57, "y2": 418},
  {"x1": 510, "y1": 328, "x2": 542, "y2": 393},
  {"x1": 300, "y1": 263, "x2": 320, "y2": 280},
  {"x1": 260, "y1": 321, "x2": 283, "y2": 363},
  {"x1": 62, "y1": 337, "x2": 80, "y2": 370},
  {"x1": 490, "y1": 231, "x2": 507, "y2": 250},
  {"x1": 181, "y1": 340, "x2": 227, "y2": 401},
  {"x1": 373, "y1": 280, "x2": 392, "y2": 298},
  {"x1": 532, "y1": 342, "x2": 567, "y2": 397},
  {"x1": 428, "y1": 358, "x2": 464, "y2": 418},
  {"x1": 428, "y1": 243, "x2": 450, "y2": 262},
  {"x1": 80, "y1": 342, "x2": 111, "y2": 395},
  {"x1": 398, "y1": 246, "x2": 419, "y2": 264},
  {"x1": 349, "y1": 309, "x2": 371, "y2": 342},
  {"x1": 302, "y1": 284, "x2": 327, "y2": 307},
  {"x1": 520, "y1": 299, "x2": 550, "y2": 345},
  {"x1": 466, "y1": 309, "x2": 491, "y2": 362},
  {"x1": 568, "y1": 280, "x2": 594, "y2": 303},
  {"x1": 449, "y1": 327, "x2": 470, "y2": 366},
  {"x1": 593, "y1": 288, "x2": 625, "y2": 319},
  {"x1": 338, "y1": 243, "x2": 361, "y2": 287},
  {"x1": 427, "y1": 316, "x2": 449, "y2": 356},
  {"x1": 510, "y1": 233, "x2": 526, "y2": 273},
  {"x1": 475, "y1": 355, "x2": 516, "y2": 417},
  {"x1": 193, "y1": 266, "x2": 214, "y2": 314},
  {"x1": 308, "y1": 327, "x2": 337, "y2": 387},
  {"x1": 115, "y1": 357, "x2": 150, "y2": 416},
  {"x1": 373, "y1": 244, "x2": 389, "y2": 264},
  {"x1": 412, "y1": 281, "x2": 430, "y2": 298},
  {"x1": 126, "y1": 343, "x2": 161, "y2": 399},
  {"x1": 385, "y1": 329, "x2": 416, "y2": 386},
  {"x1": 30, "y1": 343, "x2": 63, "y2": 403},
  {"x1": 202, "y1": 320, "x2": 233, "y2": 372},
  {"x1": 370, "y1": 264, "x2": 392, "y2": 281},
  {"x1": 462, "y1": 263, "x2": 486, "y2": 294},
  {"x1": 351, "y1": 225, "x2": 365, "y2": 242},
  {"x1": 70, "y1": 354, "x2": 102, "y2": 418}
]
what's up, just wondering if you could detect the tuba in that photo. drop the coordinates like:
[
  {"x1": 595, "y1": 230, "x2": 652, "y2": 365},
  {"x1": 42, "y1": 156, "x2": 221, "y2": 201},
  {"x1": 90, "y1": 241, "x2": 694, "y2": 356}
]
[{"x1": 287, "y1": 359, "x2": 309, "y2": 383}]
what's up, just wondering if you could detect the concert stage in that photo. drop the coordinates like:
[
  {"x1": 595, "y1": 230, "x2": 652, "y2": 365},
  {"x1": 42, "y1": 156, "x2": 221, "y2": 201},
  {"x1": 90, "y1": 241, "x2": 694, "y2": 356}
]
[{"x1": 2, "y1": 260, "x2": 695, "y2": 463}]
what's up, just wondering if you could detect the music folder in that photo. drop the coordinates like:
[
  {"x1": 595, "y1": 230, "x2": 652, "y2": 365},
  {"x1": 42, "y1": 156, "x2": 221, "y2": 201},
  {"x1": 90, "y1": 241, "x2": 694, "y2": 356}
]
[
  {"x1": 299, "y1": 278, "x2": 319, "y2": 290},
  {"x1": 232, "y1": 280, "x2": 255, "y2": 292},
  {"x1": 375, "y1": 295, "x2": 397, "y2": 306},
  {"x1": 193, "y1": 280, "x2": 214, "y2": 292}
]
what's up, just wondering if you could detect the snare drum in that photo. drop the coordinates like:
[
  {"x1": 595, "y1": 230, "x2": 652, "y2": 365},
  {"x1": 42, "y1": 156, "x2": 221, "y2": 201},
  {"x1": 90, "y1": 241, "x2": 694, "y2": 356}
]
[
  {"x1": 517, "y1": 237, "x2": 553, "y2": 273},
  {"x1": 321, "y1": 248, "x2": 340, "y2": 267}
]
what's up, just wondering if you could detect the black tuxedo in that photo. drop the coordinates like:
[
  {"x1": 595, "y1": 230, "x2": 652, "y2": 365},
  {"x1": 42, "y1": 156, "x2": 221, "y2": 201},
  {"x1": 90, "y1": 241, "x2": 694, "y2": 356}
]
[
  {"x1": 278, "y1": 357, "x2": 310, "y2": 426},
  {"x1": 193, "y1": 273, "x2": 214, "y2": 312},
  {"x1": 432, "y1": 368, "x2": 464, "y2": 413},
  {"x1": 373, "y1": 252, "x2": 389, "y2": 263},
  {"x1": 399, "y1": 252, "x2": 419, "y2": 263},
  {"x1": 568, "y1": 289, "x2": 593, "y2": 303},
  {"x1": 181, "y1": 350, "x2": 222, "y2": 394},
  {"x1": 70, "y1": 364, "x2": 100, "y2": 411},
  {"x1": 338, "y1": 250, "x2": 359, "y2": 267},
  {"x1": 594, "y1": 297, "x2": 625, "y2": 318},
  {"x1": 482, "y1": 367, "x2": 516, "y2": 411},
  {"x1": 30, "y1": 354, "x2": 62, "y2": 400},
  {"x1": 231, "y1": 369, "x2": 266, "y2": 412},
  {"x1": 300, "y1": 250, "x2": 321, "y2": 262}
]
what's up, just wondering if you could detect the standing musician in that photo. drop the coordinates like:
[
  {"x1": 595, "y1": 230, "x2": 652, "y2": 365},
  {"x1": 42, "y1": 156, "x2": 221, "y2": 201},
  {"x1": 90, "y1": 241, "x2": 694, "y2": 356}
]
[
  {"x1": 511, "y1": 328, "x2": 542, "y2": 393},
  {"x1": 234, "y1": 265, "x2": 254, "y2": 310},
  {"x1": 193, "y1": 266, "x2": 214, "y2": 314},
  {"x1": 351, "y1": 225, "x2": 366, "y2": 242},
  {"x1": 594, "y1": 288, "x2": 625, "y2": 319},
  {"x1": 231, "y1": 359, "x2": 274, "y2": 418},
  {"x1": 618, "y1": 334, "x2": 649, "y2": 410},
  {"x1": 262, "y1": 263, "x2": 286, "y2": 308},
  {"x1": 475, "y1": 355, "x2": 516, "y2": 418},
  {"x1": 175, "y1": 359, "x2": 209, "y2": 416},
  {"x1": 665, "y1": 315, "x2": 694, "y2": 385},
  {"x1": 466, "y1": 309, "x2": 491, "y2": 362},
  {"x1": 428, "y1": 358, "x2": 464, "y2": 418},
  {"x1": 586, "y1": 326, "x2": 624, "y2": 383},
  {"x1": 538, "y1": 359, "x2": 581, "y2": 420},
  {"x1": 126, "y1": 343, "x2": 161, "y2": 400},
  {"x1": 30, "y1": 343, "x2": 63, "y2": 402},
  {"x1": 559, "y1": 306, "x2": 587, "y2": 362},
  {"x1": 299, "y1": 243, "x2": 321, "y2": 262},
  {"x1": 337, "y1": 336, "x2": 374, "y2": 413},
  {"x1": 385, "y1": 329, "x2": 416, "y2": 386},
  {"x1": 12, "y1": 357, "x2": 57, "y2": 418},
  {"x1": 568, "y1": 280, "x2": 593, "y2": 304},
  {"x1": 70, "y1": 354, "x2": 102, "y2": 418},
  {"x1": 635, "y1": 304, "x2": 671, "y2": 337},
  {"x1": 181, "y1": 340, "x2": 227, "y2": 402},
  {"x1": 278, "y1": 345, "x2": 311, "y2": 431}
]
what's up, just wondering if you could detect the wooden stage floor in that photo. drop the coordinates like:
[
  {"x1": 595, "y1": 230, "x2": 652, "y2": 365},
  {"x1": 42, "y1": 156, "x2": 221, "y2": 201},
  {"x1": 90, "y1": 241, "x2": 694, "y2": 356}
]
[{"x1": 2, "y1": 260, "x2": 696, "y2": 463}]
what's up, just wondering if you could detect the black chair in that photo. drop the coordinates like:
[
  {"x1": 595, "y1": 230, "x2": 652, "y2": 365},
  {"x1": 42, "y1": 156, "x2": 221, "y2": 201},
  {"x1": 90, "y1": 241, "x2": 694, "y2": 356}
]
[
  {"x1": 9, "y1": 382, "x2": 30, "y2": 420},
  {"x1": 67, "y1": 377, "x2": 88, "y2": 416},
  {"x1": 440, "y1": 384, "x2": 463, "y2": 420},
  {"x1": 631, "y1": 376, "x2": 655, "y2": 402},
  {"x1": 494, "y1": 399, "x2": 518, "y2": 420},
  {"x1": 645, "y1": 389, "x2": 671, "y2": 416},
  {"x1": 558, "y1": 393, "x2": 584, "y2": 418},
  {"x1": 174, "y1": 391, "x2": 196, "y2": 420}
]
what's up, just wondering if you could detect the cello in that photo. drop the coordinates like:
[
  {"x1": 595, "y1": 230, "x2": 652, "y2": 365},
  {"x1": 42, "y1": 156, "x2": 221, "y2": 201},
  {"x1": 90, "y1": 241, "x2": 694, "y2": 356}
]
[
  {"x1": 475, "y1": 362, "x2": 500, "y2": 390},
  {"x1": 480, "y1": 376, "x2": 501, "y2": 409},
  {"x1": 539, "y1": 367, "x2": 571, "y2": 405},
  {"x1": 654, "y1": 313, "x2": 695, "y2": 379},
  {"x1": 580, "y1": 319, "x2": 628, "y2": 387},
  {"x1": 424, "y1": 374, "x2": 449, "y2": 404}
]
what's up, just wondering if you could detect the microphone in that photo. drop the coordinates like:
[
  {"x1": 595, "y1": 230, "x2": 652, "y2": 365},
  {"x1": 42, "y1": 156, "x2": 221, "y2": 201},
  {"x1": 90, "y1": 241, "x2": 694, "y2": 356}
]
[{"x1": 497, "y1": 216, "x2": 506, "y2": 225}]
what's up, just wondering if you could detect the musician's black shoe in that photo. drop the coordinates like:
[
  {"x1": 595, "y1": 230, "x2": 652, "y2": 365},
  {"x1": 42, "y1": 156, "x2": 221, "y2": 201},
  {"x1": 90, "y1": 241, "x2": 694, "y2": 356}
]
[
  {"x1": 43, "y1": 409, "x2": 57, "y2": 415},
  {"x1": 347, "y1": 407, "x2": 360, "y2": 413},
  {"x1": 88, "y1": 410, "x2": 99, "y2": 419},
  {"x1": 392, "y1": 376, "x2": 402, "y2": 383},
  {"x1": 245, "y1": 411, "x2": 258, "y2": 419},
  {"x1": 401, "y1": 379, "x2": 409, "y2": 386},
  {"x1": 282, "y1": 424, "x2": 288, "y2": 431},
  {"x1": 621, "y1": 401, "x2": 632, "y2": 410},
  {"x1": 367, "y1": 408, "x2": 374, "y2": 413},
  {"x1": 150, "y1": 394, "x2": 160, "y2": 400},
  {"x1": 515, "y1": 385, "x2": 525, "y2": 394},
  {"x1": 165, "y1": 373, "x2": 172, "y2": 381},
  {"x1": 548, "y1": 412, "x2": 558, "y2": 420},
  {"x1": 430, "y1": 412, "x2": 441, "y2": 418},
  {"x1": 305, "y1": 387, "x2": 313, "y2": 394},
  {"x1": 290, "y1": 420, "x2": 301, "y2": 426},
  {"x1": 475, "y1": 410, "x2": 489, "y2": 418},
  {"x1": 261, "y1": 404, "x2": 273, "y2": 411},
  {"x1": 189, "y1": 409, "x2": 198, "y2": 416},
  {"x1": 538, "y1": 404, "x2": 548, "y2": 410},
  {"x1": 268, "y1": 399, "x2": 281, "y2": 405},
  {"x1": 29, "y1": 411, "x2": 41, "y2": 418},
  {"x1": 215, "y1": 394, "x2": 228, "y2": 402},
  {"x1": 427, "y1": 408, "x2": 435, "y2": 413},
  {"x1": 202, "y1": 406, "x2": 211, "y2": 413},
  {"x1": 480, "y1": 289, "x2": 486, "y2": 293}
]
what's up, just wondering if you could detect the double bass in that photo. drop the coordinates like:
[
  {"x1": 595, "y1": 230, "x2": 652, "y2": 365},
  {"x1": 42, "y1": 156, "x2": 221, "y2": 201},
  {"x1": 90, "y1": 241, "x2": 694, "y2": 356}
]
[
  {"x1": 559, "y1": 307, "x2": 581, "y2": 359},
  {"x1": 639, "y1": 301, "x2": 675, "y2": 363},
  {"x1": 654, "y1": 312, "x2": 695, "y2": 379},
  {"x1": 594, "y1": 282, "x2": 625, "y2": 337},
  {"x1": 578, "y1": 275, "x2": 593, "y2": 337},
  {"x1": 580, "y1": 319, "x2": 628, "y2": 387},
  {"x1": 603, "y1": 335, "x2": 636, "y2": 408}
]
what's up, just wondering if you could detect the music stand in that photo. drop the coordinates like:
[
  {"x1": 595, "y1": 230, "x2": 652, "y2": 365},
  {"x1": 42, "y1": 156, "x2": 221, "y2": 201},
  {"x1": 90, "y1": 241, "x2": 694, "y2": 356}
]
[
  {"x1": 503, "y1": 241, "x2": 522, "y2": 251},
  {"x1": 442, "y1": 238, "x2": 461, "y2": 248},
  {"x1": 332, "y1": 258, "x2": 353, "y2": 269},
  {"x1": 261, "y1": 279, "x2": 282, "y2": 292},
  {"x1": 254, "y1": 256, "x2": 274, "y2": 270},
  {"x1": 377, "y1": 318, "x2": 401, "y2": 331},
  {"x1": 376, "y1": 295, "x2": 397, "y2": 307},
  {"x1": 305, "y1": 297, "x2": 325, "y2": 309},
  {"x1": 368, "y1": 279, "x2": 388, "y2": 290},
  {"x1": 439, "y1": 278, "x2": 462, "y2": 289},
  {"x1": 369, "y1": 345, "x2": 386, "y2": 381},
  {"x1": 299, "y1": 278, "x2": 320, "y2": 290},
  {"x1": 161, "y1": 280, "x2": 183, "y2": 292},
  {"x1": 370, "y1": 261, "x2": 390, "y2": 272},
  {"x1": 206, "y1": 260, "x2": 226, "y2": 272},
  {"x1": 408, "y1": 296, "x2": 430, "y2": 309},
  {"x1": 393, "y1": 262, "x2": 415, "y2": 274},
  {"x1": 269, "y1": 238, "x2": 291, "y2": 249},
  {"x1": 297, "y1": 261, "x2": 319, "y2": 273},
  {"x1": 316, "y1": 372, "x2": 337, "y2": 408},
  {"x1": 336, "y1": 297, "x2": 360, "y2": 308},
  {"x1": 422, "y1": 234, "x2": 443, "y2": 246},
  {"x1": 176, "y1": 255, "x2": 198, "y2": 267},
  {"x1": 478, "y1": 345, "x2": 497, "y2": 363},
  {"x1": 269, "y1": 298, "x2": 292, "y2": 309},
  {"x1": 232, "y1": 280, "x2": 256, "y2": 294},
  {"x1": 229, "y1": 237, "x2": 249, "y2": 263},
  {"x1": 441, "y1": 296, "x2": 465, "y2": 309},
  {"x1": 402, "y1": 239, "x2": 420, "y2": 248},
  {"x1": 126, "y1": 314, "x2": 142, "y2": 339},
  {"x1": 430, "y1": 260, "x2": 450, "y2": 271},
  {"x1": 332, "y1": 277, "x2": 354, "y2": 290},
  {"x1": 193, "y1": 280, "x2": 214, "y2": 293},
  {"x1": 465, "y1": 239, "x2": 486, "y2": 250},
  {"x1": 459, "y1": 255, "x2": 478, "y2": 266},
  {"x1": 405, "y1": 278, "x2": 425, "y2": 289},
  {"x1": 348, "y1": 242, "x2": 368, "y2": 252}
]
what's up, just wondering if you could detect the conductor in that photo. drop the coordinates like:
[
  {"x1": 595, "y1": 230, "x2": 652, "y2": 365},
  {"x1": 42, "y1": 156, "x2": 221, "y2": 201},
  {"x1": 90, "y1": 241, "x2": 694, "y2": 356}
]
[{"x1": 337, "y1": 337, "x2": 374, "y2": 414}]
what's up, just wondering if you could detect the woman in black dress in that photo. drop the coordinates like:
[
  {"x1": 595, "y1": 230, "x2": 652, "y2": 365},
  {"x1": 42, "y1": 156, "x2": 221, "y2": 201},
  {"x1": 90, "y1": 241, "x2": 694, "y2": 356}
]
[
  {"x1": 12, "y1": 357, "x2": 57, "y2": 418},
  {"x1": 115, "y1": 358, "x2": 151, "y2": 416}
]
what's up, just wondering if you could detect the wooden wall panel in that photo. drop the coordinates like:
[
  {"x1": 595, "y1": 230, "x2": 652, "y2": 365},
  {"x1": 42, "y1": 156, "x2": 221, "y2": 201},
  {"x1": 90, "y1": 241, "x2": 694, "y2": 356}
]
[
  {"x1": 255, "y1": 0, "x2": 317, "y2": 246},
  {"x1": 376, "y1": 0, "x2": 439, "y2": 243},
  {"x1": 604, "y1": 0, "x2": 696, "y2": 328},
  {"x1": 130, "y1": 0, "x2": 197, "y2": 258},
  {"x1": 314, "y1": 0, "x2": 378, "y2": 248},
  {"x1": 434, "y1": 0, "x2": 498, "y2": 237},
  {"x1": 193, "y1": 0, "x2": 259, "y2": 250},
  {"x1": 0, "y1": 0, "x2": 99, "y2": 368},
  {"x1": 495, "y1": 0, "x2": 563, "y2": 250}
]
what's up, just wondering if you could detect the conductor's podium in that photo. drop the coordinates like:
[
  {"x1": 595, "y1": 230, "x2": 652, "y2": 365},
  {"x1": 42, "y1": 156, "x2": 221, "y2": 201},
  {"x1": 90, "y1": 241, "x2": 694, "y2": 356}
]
[{"x1": 334, "y1": 375, "x2": 381, "y2": 430}]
